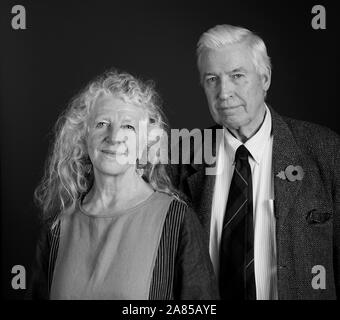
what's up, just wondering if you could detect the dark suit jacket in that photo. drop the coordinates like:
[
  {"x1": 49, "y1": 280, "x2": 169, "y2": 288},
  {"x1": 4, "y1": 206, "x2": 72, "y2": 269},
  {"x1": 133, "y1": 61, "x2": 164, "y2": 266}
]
[{"x1": 170, "y1": 107, "x2": 340, "y2": 299}]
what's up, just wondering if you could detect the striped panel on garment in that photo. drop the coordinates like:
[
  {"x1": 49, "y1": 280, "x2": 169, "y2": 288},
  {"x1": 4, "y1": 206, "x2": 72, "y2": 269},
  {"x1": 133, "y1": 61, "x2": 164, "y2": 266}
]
[
  {"x1": 148, "y1": 199, "x2": 186, "y2": 300},
  {"x1": 47, "y1": 221, "x2": 60, "y2": 294}
]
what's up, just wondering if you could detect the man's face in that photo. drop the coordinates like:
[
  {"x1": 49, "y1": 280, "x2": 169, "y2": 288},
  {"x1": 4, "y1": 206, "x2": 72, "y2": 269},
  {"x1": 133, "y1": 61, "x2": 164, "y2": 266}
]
[{"x1": 199, "y1": 42, "x2": 271, "y2": 135}]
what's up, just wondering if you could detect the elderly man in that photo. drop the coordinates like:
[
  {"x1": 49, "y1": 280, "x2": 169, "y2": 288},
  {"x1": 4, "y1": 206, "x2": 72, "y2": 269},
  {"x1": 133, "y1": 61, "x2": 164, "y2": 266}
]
[{"x1": 171, "y1": 24, "x2": 340, "y2": 300}]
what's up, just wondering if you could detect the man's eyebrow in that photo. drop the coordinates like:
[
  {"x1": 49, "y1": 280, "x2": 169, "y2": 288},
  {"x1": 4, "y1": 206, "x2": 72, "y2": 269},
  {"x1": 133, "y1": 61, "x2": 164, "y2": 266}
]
[
  {"x1": 203, "y1": 68, "x2": 247, "y2": 78},
  {"x1": 203, "y1": 72, "x2": 217, "y2": 78}
]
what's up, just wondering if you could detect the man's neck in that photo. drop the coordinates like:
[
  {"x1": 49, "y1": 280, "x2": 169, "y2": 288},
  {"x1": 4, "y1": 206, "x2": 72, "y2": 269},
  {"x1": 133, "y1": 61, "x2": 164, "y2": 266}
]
[{"x1": 228, "y1": 106, "x2": 267, "y2": 143}]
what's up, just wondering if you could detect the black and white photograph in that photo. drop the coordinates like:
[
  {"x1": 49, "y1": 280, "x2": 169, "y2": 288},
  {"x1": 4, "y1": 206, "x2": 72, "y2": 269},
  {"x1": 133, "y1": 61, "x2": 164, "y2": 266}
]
[{"x1": 1, "y1": 0, "x2": 339, "y2": 308}]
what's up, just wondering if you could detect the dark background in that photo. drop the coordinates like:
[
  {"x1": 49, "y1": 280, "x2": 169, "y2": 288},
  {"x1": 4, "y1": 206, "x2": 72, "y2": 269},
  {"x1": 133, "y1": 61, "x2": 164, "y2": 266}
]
[{"x1": 1, "y1": 0, "x2": 338, "y2": 299}]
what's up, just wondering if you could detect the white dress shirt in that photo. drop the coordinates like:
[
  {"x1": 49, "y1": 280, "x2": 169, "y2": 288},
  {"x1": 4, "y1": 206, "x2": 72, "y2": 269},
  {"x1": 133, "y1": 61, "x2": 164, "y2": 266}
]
[{"x1": 209, "y1": 105, "x2": 278, "y2": 300}]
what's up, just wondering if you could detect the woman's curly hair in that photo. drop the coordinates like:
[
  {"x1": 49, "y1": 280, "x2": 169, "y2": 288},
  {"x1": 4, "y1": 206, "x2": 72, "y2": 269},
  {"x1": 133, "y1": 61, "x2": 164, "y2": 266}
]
[{"x1": 34, "y1": 69, "x2": 177, "y2": 225}]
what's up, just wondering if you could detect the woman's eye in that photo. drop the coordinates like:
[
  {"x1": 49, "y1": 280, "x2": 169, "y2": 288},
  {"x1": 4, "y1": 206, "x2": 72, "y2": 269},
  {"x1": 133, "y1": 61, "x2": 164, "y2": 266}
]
[
  {"x1": 96, "y1": 121, "x2": 109, "y2": 128},
  {"x1": 121, "y1": 124, "x2": 135, "y2": 131}
]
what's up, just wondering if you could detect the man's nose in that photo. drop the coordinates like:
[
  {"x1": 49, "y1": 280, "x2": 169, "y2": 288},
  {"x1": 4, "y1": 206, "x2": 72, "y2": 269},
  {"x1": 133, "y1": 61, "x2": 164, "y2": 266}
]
[{"x1": 218, "y1": 77, "x2": 234, "y2": 100}]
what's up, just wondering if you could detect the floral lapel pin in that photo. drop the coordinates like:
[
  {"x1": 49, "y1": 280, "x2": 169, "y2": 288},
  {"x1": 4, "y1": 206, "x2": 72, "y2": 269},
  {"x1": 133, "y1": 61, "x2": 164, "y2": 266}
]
[{"x1": 276, "y1": 165, "x2": 305, "y2": 182}]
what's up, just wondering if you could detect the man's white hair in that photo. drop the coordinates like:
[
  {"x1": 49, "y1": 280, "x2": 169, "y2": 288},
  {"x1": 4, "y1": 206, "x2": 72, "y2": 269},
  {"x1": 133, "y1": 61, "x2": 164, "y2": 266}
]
[{"x1": 197, "y1": 24, "x2": 271, "y2": 79}]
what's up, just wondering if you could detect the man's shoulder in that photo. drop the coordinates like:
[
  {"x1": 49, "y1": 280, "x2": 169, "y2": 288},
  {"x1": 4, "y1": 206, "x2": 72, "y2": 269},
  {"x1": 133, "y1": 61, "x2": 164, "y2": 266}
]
[
  {"x1": 281, "y1": 115, "x2": 340, "y2": 147},
  {"x1": 276, "y1": 115, "x2": 340, "y2": 171}
]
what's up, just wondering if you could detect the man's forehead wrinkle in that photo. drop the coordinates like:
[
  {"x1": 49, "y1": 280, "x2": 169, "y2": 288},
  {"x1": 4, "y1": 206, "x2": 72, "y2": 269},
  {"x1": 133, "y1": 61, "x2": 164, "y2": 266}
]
[{"x1": 204, "y1": 54, "x2": 233, "y2": 71}]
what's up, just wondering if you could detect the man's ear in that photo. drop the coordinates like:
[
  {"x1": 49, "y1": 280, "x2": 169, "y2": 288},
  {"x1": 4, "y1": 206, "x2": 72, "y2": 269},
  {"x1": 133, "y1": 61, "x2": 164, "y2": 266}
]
[{"x1": 261, "y1": 69, "x2": 271, "y2": 92}]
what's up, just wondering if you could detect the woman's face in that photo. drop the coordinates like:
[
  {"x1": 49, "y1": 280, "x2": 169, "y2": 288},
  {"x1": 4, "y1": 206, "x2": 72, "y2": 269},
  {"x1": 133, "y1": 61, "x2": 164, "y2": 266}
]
[{"x1": 86, "y1": 94, "x2": 147, "y2": 177}]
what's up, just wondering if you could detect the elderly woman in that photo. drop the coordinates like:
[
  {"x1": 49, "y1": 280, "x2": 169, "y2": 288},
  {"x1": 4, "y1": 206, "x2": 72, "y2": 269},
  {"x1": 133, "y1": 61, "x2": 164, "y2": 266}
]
[{"x1": 29, "y1": 70, "x2": 218, "y2": 300}]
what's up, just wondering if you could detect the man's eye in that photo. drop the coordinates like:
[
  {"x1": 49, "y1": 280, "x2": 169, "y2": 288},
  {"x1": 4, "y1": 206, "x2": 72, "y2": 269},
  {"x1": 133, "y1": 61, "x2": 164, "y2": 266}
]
[
  {"x1": 96, "y1": 121, "x2": 109, "y2": 128},
  {"x1": 231, "y1": 73, "x2": 244, "y2": 80},
  {"x1": 205, "y1": 76, "x2": 218, "y2": 84},
  {"x1": 121, "y1": 124, "x2": 135, "y2": 131}
]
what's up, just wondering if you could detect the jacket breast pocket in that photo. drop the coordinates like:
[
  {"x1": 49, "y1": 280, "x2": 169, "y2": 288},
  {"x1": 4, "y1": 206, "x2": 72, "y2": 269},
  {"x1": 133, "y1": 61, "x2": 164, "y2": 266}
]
[{"x1": 305, "y1": 209, "x2": 332, "y2": 225}]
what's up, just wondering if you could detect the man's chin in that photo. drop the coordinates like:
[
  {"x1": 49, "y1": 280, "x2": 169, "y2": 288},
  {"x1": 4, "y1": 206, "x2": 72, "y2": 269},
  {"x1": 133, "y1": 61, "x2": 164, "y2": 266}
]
[{"x1": 221, "y1": 117, "x2": 243, "y2": 131}]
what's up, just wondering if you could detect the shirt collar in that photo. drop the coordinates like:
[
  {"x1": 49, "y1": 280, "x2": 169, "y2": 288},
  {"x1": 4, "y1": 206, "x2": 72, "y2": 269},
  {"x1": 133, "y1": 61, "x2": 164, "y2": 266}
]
[{"x1": 224, "y1": 104, "x2": 272, "y2": 165}]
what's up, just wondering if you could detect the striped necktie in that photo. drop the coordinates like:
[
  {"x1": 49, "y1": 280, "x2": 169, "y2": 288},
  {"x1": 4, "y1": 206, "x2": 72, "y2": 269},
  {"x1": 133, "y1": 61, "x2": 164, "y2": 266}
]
[{"x1": 219, "y1": 144, "x2": 256, "y2": 299}]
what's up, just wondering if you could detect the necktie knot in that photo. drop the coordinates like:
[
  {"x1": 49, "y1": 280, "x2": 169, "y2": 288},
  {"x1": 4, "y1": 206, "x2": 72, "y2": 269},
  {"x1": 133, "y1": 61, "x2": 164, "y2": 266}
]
[{"x1": 235, "y1": 145, "x2": 249, "y2": 162}]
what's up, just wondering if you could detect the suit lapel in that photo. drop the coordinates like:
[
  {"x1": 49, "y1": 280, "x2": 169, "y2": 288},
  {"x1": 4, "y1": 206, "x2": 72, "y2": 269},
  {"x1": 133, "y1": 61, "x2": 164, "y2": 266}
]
[
  {"x1": 187, "y1": 168, "x2": 215, "y2": 235},
  {"x1": 271, "y1": 108, "x2": 304, "y2": 225}
]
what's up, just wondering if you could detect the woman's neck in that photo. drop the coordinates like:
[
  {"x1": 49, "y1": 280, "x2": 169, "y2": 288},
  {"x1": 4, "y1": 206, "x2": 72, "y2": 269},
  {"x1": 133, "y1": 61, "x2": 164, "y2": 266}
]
[{"x1": 82, "y1": 167, "x2": 154, "y2": 215}]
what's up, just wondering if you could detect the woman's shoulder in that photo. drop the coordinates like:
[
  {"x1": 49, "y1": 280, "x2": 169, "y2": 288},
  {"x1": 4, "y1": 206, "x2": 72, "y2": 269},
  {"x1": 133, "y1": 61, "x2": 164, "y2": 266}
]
[
  {"x1": 156, "y1": 192, "x2": 187, "y2": 214},
  {"x1": 162, "y1": 193, "x2": 201, "y2": 229}
]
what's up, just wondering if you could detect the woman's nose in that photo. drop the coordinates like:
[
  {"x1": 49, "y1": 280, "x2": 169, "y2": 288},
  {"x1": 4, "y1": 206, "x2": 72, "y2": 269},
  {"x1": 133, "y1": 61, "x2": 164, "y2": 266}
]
[{"x1": 105, "y1": 126, "x2": 128, "y2": 144}]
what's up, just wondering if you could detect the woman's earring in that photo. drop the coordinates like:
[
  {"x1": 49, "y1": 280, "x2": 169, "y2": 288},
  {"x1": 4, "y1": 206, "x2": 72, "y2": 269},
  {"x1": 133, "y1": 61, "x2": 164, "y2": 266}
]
[
  {"x1": 85, "y1": 162, "x2": 93, "y2": 174},
  {"x1": 135, "y1": 158, "x2": 144, "y2": 177},
  {"x1": 136, "y1": 167, "x2": 144, "y2": 177}
]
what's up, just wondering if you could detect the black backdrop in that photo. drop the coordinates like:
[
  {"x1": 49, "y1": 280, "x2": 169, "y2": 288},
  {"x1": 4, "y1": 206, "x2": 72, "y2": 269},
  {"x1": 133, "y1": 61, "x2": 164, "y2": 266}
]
[{"x1": 1, "y1": 0, "x2": 339, "y2": 299}]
